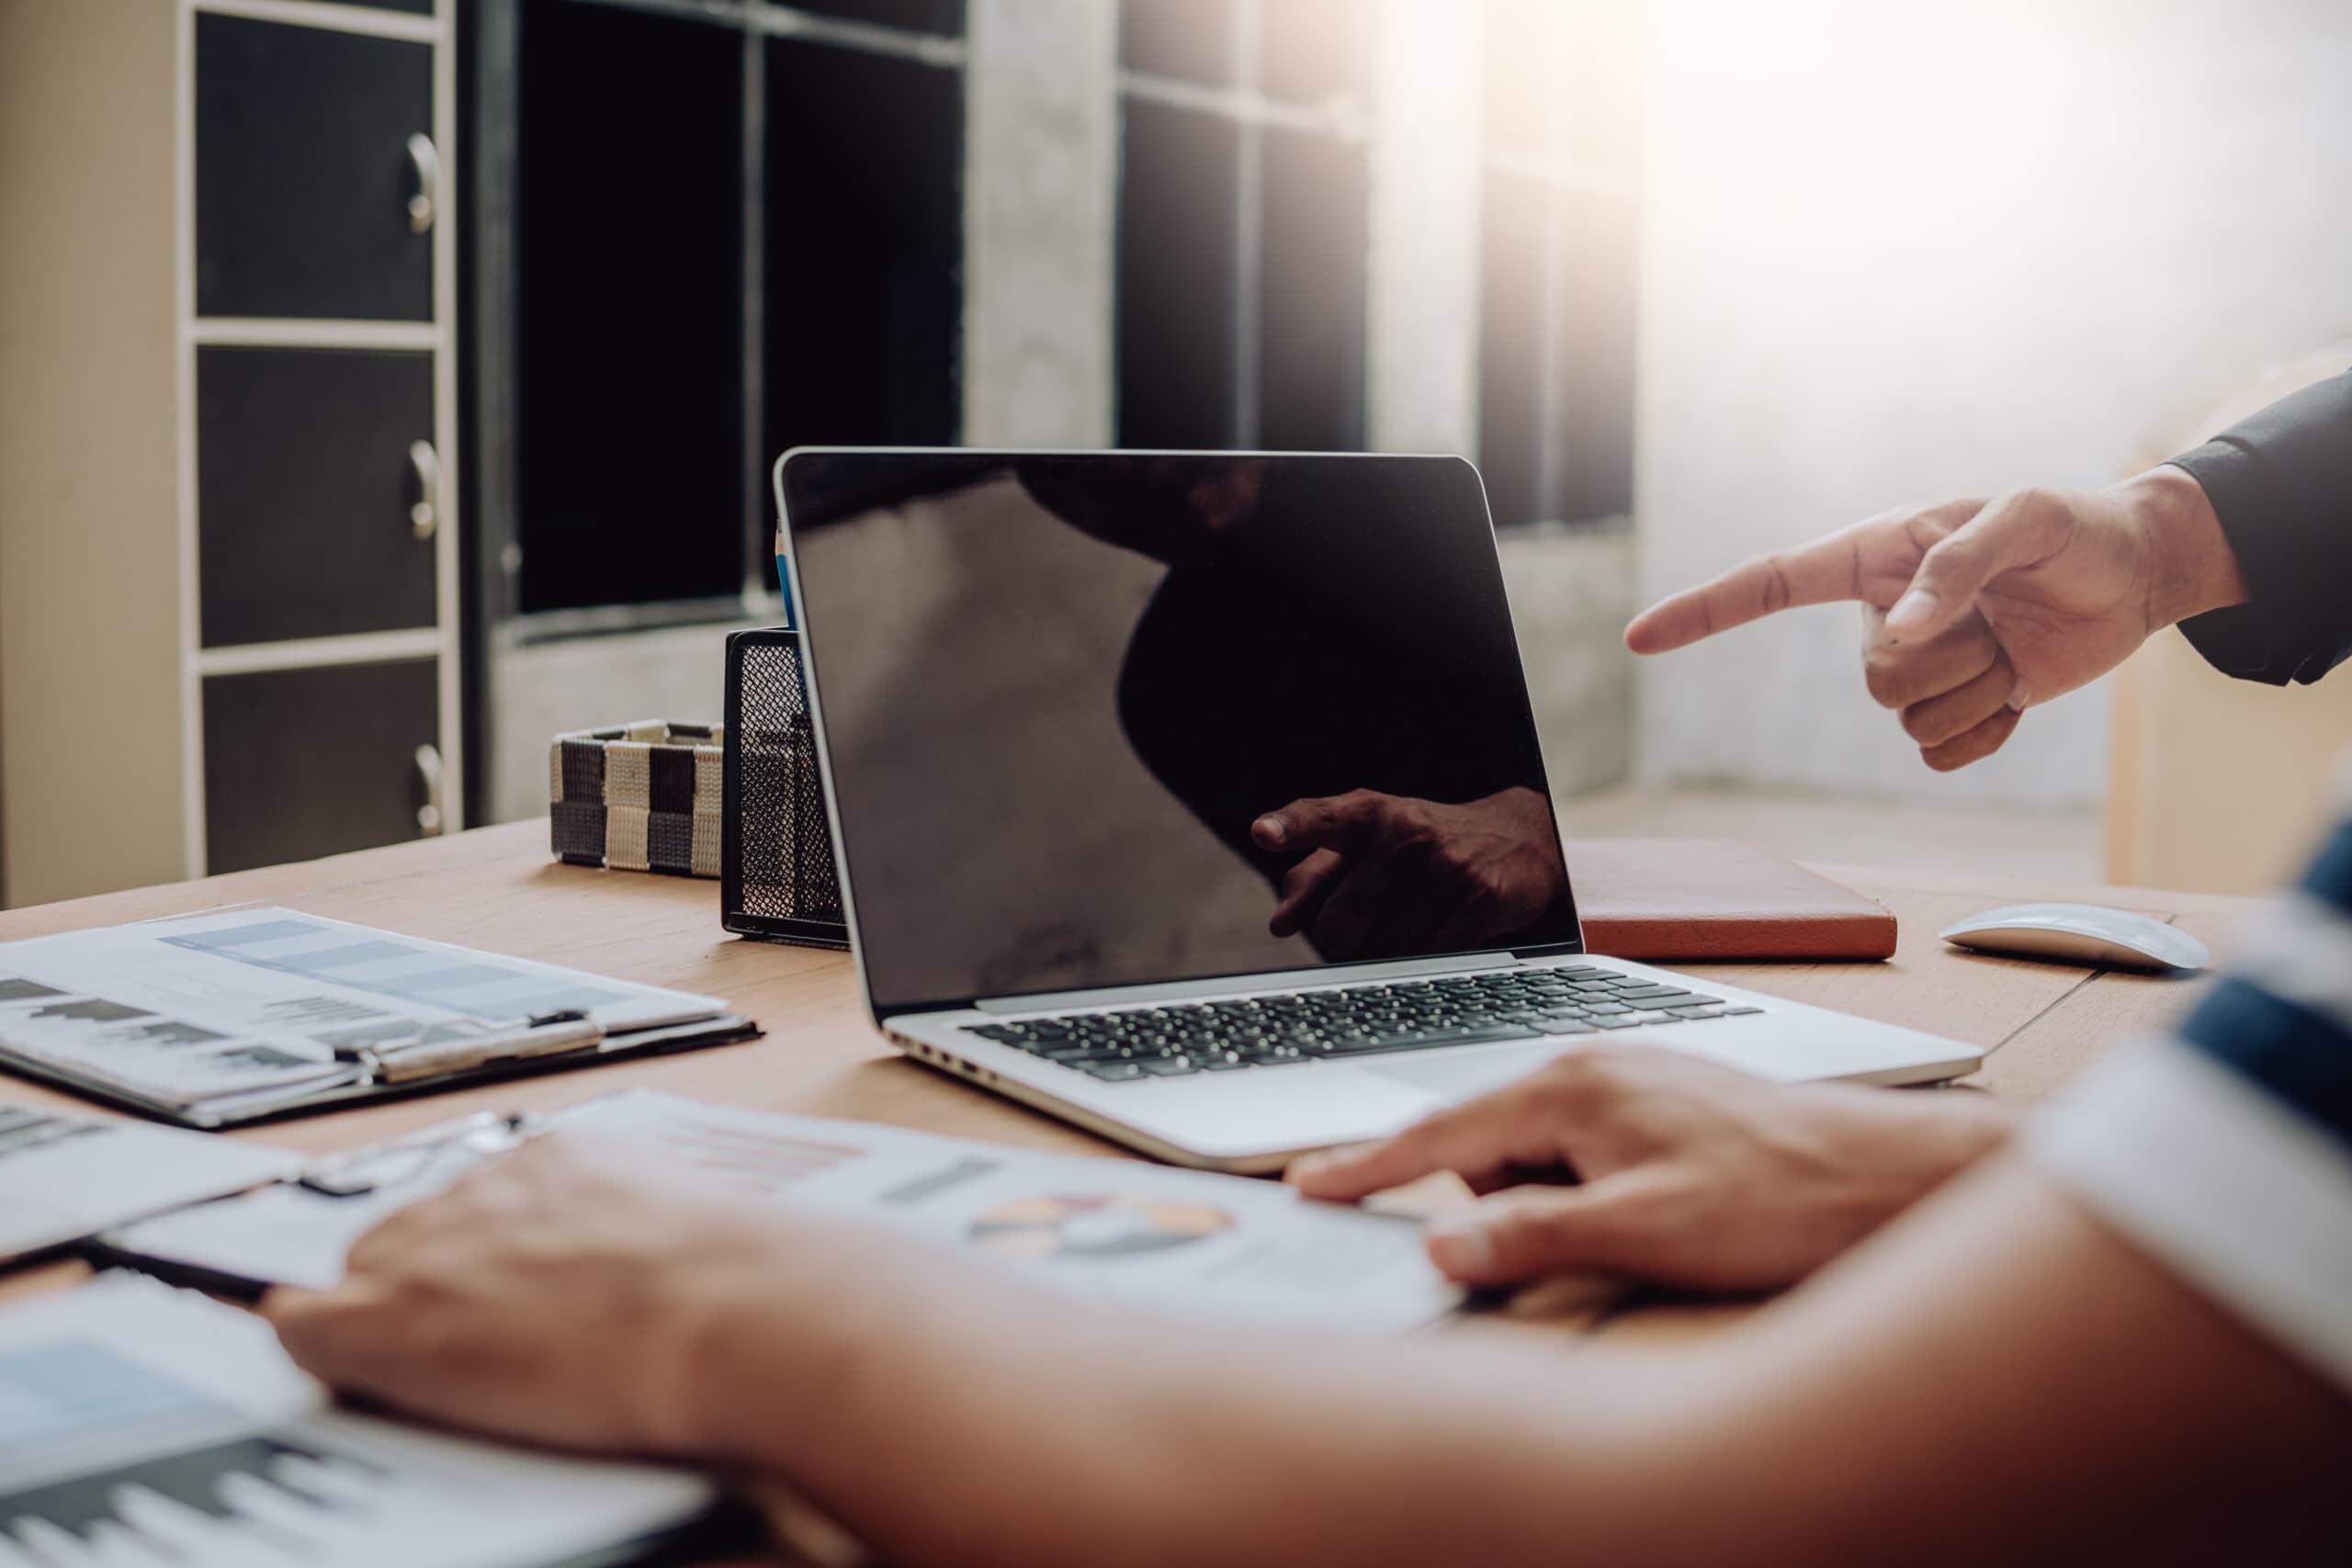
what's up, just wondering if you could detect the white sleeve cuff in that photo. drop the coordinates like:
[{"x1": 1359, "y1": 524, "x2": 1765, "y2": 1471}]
[{"x1": 2026, "y1": 1035, "x2": 2352, "y2": 1392}]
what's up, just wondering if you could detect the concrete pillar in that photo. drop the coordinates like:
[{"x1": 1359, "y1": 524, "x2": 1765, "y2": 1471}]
[
  {"x1": 1364, "y1": 0, "x2": 1482, "y2": 456},
  {"x1": 963, "y1": 0, "x2": 1119, "y2": 447}
]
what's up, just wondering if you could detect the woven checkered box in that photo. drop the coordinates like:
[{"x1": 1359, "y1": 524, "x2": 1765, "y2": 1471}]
[{"x1": 549, "y1": 721, "x2": 725, "y2": 876}]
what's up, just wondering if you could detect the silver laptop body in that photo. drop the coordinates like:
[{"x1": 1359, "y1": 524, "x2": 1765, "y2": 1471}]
[{"x1": 777, "y1": 450, "x2": 1979, "y2": 1173}]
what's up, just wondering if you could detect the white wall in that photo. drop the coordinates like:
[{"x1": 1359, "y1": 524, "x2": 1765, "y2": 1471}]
[
  {"x1": 0, "y1": 0, "x2": 185, "y2": 906},
  {"x1": 1634, "y1": 0, "x2": 2352, "y2": 807}
]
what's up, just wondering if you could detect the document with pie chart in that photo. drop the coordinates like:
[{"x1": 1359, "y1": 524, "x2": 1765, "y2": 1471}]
[
  {"x1": 107, "y1": 1090, "x2": 1463, "y2": 1334},
  {"x1": 570, "y1": 1093, "x2": 1463, "y2": 1330}
]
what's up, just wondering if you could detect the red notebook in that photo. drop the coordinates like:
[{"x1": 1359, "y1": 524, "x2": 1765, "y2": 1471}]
[{"x1": 1564, "y1": 839, "x2": 1896, "y2": 962}]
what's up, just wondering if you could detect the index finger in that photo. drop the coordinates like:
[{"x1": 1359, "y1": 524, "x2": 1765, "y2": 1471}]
[
  {"x1": 1251, "y1": 792, "x2": 1388, "y2": 853},
  {"x1": 258, "y1": 1279, "x2": 400, "y2": 1384},
  {"x1": 1623, "y1": 527, "x2": 1868, "y2": 654},
  {"x1": 1284, "y1": 1074, "x2": 1569, "y2": 1201}
]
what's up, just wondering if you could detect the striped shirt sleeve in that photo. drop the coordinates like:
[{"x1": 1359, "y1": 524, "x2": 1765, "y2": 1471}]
[{"x1": 2028, "y1": 794, "x2": 2352, "y2": 1390}]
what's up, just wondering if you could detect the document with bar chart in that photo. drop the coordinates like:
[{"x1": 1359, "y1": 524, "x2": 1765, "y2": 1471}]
[
  {"x1": 0, "y1": 908, "x2": 749, "y2": 1125},
  {"x1": 0, "y1": 1275, "x2": 721, "y2": 1568},
  {"x1": 107, "y1": 1092, "x2": 1463, "y2": 1334}
]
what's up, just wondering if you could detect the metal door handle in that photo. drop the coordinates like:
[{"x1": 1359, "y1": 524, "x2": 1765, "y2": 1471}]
[
  {"x1": 413, "y1": 743, "x2": 447, "y2": 836},
  {"x1": 406, "y1": 132, "x2": 439, "y2": 234},
  {"x1": 409, "y1": 440, "x2": 439, "y2": 539}
]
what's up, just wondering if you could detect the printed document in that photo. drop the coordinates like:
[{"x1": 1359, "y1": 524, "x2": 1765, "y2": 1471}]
[
  {"x1": 109, "y1": 1090, "x2": 1463, "y2": 1331},
  {"x1": 0, "y1": 908, "x2": 725, "y2": 1115},
  {"x1": 0, "y1": 1276, "x2": 718, "y2": 1568}
]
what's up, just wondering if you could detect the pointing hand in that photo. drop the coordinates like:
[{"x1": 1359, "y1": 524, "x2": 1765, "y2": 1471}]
[{"x1": 1623, "y1": 468, "x2": 2247, "y2": 771}]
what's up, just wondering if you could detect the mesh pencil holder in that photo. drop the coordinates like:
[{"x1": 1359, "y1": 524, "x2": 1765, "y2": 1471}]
[{"x1": 722, "y1": 628, "x2": 851, "y2": 950}]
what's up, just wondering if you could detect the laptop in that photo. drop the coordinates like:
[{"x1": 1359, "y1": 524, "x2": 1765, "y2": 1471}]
[{"x1": 776, "y1": 450, "x2": 1980, "y2": 1172}]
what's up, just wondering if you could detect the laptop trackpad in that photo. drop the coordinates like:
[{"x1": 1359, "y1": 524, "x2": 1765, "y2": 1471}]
[{"x1": 1366, "y1": 1041, "x2": 1564, "y2": 1102}]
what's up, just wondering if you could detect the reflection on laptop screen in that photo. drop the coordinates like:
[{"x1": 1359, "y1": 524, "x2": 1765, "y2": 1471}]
[{"x1": 785, "y1": 452, "x2": 1579, "y2": 1011}]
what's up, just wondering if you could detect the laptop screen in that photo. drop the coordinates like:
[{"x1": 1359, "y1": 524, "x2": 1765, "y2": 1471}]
[{"x1": 783, "y1": 452, "x2": 1580, "y2": 1013}]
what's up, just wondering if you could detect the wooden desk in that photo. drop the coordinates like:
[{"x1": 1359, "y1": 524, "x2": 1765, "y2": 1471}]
[{"x1": 0, "y1": 821, "x2": 2251, "y2": 1332}]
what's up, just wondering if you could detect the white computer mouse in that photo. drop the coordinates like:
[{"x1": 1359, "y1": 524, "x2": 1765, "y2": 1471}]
[{"x1": 1939, "y1": 902, "x2": 2210, "y2": 973}]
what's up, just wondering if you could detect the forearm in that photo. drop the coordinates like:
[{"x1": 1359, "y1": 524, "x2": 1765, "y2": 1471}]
[
  {"x1": 2115, "y1": 464, "x2": 2249, "y2": 629},
  {"x1": 1829, "y1": 1083, "x2": 2015, "y2": 1223},
  {"x1": 655, "y1": 1221, "x2": 1703, "y2": 1568},
  {"x1": 663, "y1": 1157, "x2": 2347, "y2": 1568},
  {"x1": 1676, "y1": 1160, "x2": 2352, "y2": 1566}
]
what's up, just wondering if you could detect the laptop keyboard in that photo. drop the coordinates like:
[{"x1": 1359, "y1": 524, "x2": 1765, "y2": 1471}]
[{"x1": 961, "y1": 965, "x2": 1763, "y2": 1082}]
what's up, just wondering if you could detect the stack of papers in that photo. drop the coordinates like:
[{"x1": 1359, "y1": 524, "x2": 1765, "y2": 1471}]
[
  {"x1": 0, "y1": 1276, "x2": 724, "y2": 1568},
  {"x1": 0, "y1": 908, "x2": 753, "y2": 1125},
  {"x1": 0, "y1": 1106, "x2": 300, "y2": 1264}
]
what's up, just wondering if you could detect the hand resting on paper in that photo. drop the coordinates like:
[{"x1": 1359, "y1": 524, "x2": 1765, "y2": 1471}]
[
  {"x1": 1288, "y1": 1046, "x2": 2013, "y2": 1292},
  {"x1": 259, "y1": 1077, "x2": 2351, "y2": 1568},
  {"x1": 264, "y1": 1134, "x2": 794, "y2": 1456}
]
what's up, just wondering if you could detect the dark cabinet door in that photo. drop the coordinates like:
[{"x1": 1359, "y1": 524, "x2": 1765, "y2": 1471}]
[
  {"x1": 198, "y1": 346, "x2": 436, "y2": 648},
  {"x1": 196, "y1": 13, "x2": 434, "y2": 321},
  {"x1": 204, "y1": 660, "x2": 440, "y2": 874}
]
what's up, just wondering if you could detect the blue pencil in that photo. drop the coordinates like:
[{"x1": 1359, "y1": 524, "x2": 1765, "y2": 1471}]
[{"x1": 774, "y1": 525, "x2": 797, "y2": 630}]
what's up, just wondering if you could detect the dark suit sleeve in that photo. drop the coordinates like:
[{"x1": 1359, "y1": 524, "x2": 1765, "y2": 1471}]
[{"x1": 2167, "y1": 369, "x2": 2352, "y2": 685}]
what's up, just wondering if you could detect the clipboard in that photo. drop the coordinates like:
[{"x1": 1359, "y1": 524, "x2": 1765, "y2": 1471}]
[
  {"x1": 90, "y1": 1110, "x2": 548, "y2": 1299},
  {"x1": 0, "y1": 1011, "x2": 763, "y2": 1130},
  {"x1": 0, "y1": 906, "x2": 763, "y2": 1129}
]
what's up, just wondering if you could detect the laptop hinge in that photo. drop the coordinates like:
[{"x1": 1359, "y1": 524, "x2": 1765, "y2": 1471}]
[{"x1": 973, "y1": 952, "x2": 1514, "y2": 1014}]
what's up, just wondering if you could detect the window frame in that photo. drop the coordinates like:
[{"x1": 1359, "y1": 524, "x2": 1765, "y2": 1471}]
[
  {"x1": 1474, "y1": 0, "x2": 1645, "y2": 532},
  {"x1": 471, "y1": 0, "x2": 969, "y2": 647},
  {"x1": 1113, "y1": 0, "x2": 1375, "y2": 452}
]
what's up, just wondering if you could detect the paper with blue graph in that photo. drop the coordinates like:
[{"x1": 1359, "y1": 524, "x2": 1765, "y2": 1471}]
[
  {"x1": 0, "y1": 907, "x2": 743, "y2": 1124},
  {"x1": 0, "y1": 1275, "x2": 718, "y2": 1568}
]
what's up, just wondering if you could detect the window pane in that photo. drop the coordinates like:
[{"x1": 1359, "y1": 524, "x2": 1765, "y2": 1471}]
[
  {"x1": 1554, "y1": 186, "x2": 1637, "y2": 523},
  {"x1": 514, "y1": 0, "x2": 742, "y2": 612},
  {"x1": 1116, "y1": 100, "x2": 1240, "y2": 448},
  {"x1": 1259, "y1": 126, "x2": 1367, "y2": 453},
  {"x1": 1478, "y1": 174, "x2": 1637, "y2": 527},
  {"x1": 783, "y1": 0, "x2": 966, "y2": 35},
  {"x1": 1558, "y1": 1, "x2": 1645, "y2": 175},
  {"x1": 1485, "y1": 1, "x2": 1646, "y2": 169},
  {"x1": 1121, "y1": 0, "x2": 1237, "y2": 85},
  {"x1": 1478, "y1": 0, "x2": 1645, "y2": 526},
  {"x1": 1260, "y1": 0, "x2": 1372, "y2": 107},
  {"x1": 763, "y1": 40, "x2": 964, "y2": 464},
  {"x1": 1476, "y1": 166, "x2": 1547, "y2": 526},
  {"x1": 1481, "y1": 0, "x2": 1555, "y2": 156}
]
